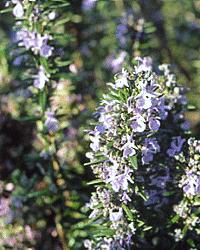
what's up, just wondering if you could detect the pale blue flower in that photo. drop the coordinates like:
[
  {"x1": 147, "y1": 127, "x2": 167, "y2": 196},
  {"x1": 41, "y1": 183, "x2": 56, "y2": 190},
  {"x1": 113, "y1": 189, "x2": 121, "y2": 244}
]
[
  {"x1": 183, "y1": 172, "x2": 200, "y2": 196},
  {"x1": 121, "y1": 135, "x2": 137, "y2": 158},
  {"x1": 99, "y1": 109, "x2": 113, "y2": 130},
  {"x1": 131, "y1": 114, "x2": 146, "y2": 132},
  {"x1": 82, "y1": 0, "x2": 97, "y2": 11},
  {"x1": 90, "y1": 135, "x2": 100, "y2": 152},
  {"x1": 167, "y1": 136, "x2": 185, "y2": 157},
  {"x1": 114, "y1": 69, "x2": 129, "y2": 88},
  {"x1": 107, "y1": 166, "x2": 133, "y2": 192},
  {"x1": 105, "y1": 51, "x2": 127, "y2": 73},
  {"x1": 34, "y1": 66, "x2": 49, "y2": 89},
  {"x1": 155, "y1": 97, "x2": 169, "y2": 120},
  {"x1": 90, "y1": 128, "x2": 101, "y2": 152},
  {"x1": 180, "y1": 121, "x2": 190, "y2": 131},
  {"x1": 109, "y1": 208, "x2": 123, "y2": 222},
  {"x1": 96, "y1": 124, "x2": 106, "y2": 134},
  {"x1": 116, "y1": 23, "x2": 128, "y2": 48},
  {"x1": 142, "y1": 153, "x2": 153, "y2": 164},
  {"x1": 135, "y1": 57, "x2": 152, "y2": 73},
  {"x1": 17, "y1": 29, "x2": 53, "y2": 57},
  {"x1": 121, "y1": 192, "x2": 131, "y2": 204},
  {"x1": 148, "y1": 117, "x2": 161, "y2": 131},
  {"x1": 45, "y1": 112, "x2": 59, "y2": 133},
  {"x1": 32, "y1": 34, "x2": 53, "y2": 57},
  {"x1": 136, "y1": 92, "x2": 153, "y2": 110},
  {"x1": 17, "y1": 29, "x2": 35, "y2": 49},
  {"x1": 13, "y1": 2, "x2": 24, "y2": 18},
  {"x1": 142, "y1": 138, "x2": 160, "y2": 164},
  {"x1": 40, "y1": 44, "x2": 53, "y2": 58}
]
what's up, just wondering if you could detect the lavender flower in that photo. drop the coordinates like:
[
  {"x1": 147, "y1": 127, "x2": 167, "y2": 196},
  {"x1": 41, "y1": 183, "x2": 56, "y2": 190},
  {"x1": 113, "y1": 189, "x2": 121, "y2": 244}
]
[
  {"x1": 109, "y1": 208, "x2": 123, "y2": 222},
  {"x1": 44, "y1": 112, "x2": 59, "y2": 133},
  {"x1": 121, "y1": 136, "x2": 137, "y2": 158},
  {"x1": 40, "y1": 43, "x2": 53, "y2": 58},
  {"x1": 17, "y1": 29, "x2": 53, "y2": 57},
  {"x1": 180, "y1": 121, "x2": 190, "y2": 131},
  {"x1": 131, "y1": 114, "x2": 146, "y2": 132},
  {"x1": 148, "y1": 117, "x2": 161, "y2": 131},
  {"x1": 86, "y1": 58, "x2": 192, "y2": 249},
  {"x1": 90, "y1": 135, "x2": 100, "y2": 152},
  {"x1": 135, "y1": 57, "x2": 152, "y2": 73},
  {"x1": 136, "y1": 91, "x2": 154, "y2": 110},
  {"x1": 82, "y1": 0, "x2": 97, "y2": 11},
  {"x1": 13, "y1": 1, "x2": 24, "y2": 18},
  {"x1": 116, "y1": 23, "x2": 128, "y2": 48},
  {"x1": 105, "y1": 51, "x2": 127, "y2": 73},
  {"x1": 98, "y1": 103, "x2": 115, "y2": 129},
  {"x1": 142, "y1": 138, "x2": 160, "y2": 164},
  {"x1": 183, "y1": 172, "x2": 200, "y2": 196},
  {"x1": 17, "y1": 29, "x2": 35, "y2": 50},
  {"x1": 107, "y1": 166, "x2": 133, "y2": 192},
  {"x1": 167, "y1": 136, "x2": 186, "y2": 157},
  {"x1": 114, "y1": 69, "x2": 129, "y2": 88},
  {"x1": 33, "y1": 66, "x2": 49, "y2": 89}
]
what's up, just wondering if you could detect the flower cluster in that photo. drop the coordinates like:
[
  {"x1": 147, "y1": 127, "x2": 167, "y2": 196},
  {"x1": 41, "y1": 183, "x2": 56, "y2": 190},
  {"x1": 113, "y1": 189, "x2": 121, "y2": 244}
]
[
  {"x1": 182, "y1": 138, "x2": 200, "y2": 196},
  {"x1": 5, "y1": 1, "x2": 79, "y2": 248},
  {"x1": 10, "y1": 0, "x2": 59, "y2": 130},
  {"x1": 6, "y1": 0, "x2": 25, "y2": 18},
  {"x1": 17, "y1": 29, "x2": 53, "y2": 58},
  {"x1": 172, "y1": 138, "x2": 200, "y2": 244},
  {"x1": 86, "y1": 57, "x2": 191, "y2": 249}
]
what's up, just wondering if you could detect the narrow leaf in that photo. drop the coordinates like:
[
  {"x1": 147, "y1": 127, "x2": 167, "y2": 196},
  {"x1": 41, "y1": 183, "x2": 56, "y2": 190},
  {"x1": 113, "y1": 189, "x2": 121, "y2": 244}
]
[
  {"x1": 122, "y1": 204, "x2": 134, "y2": 221},
  {"x1": 129, "y1": 155, "x2": 138, "y2": 169}
]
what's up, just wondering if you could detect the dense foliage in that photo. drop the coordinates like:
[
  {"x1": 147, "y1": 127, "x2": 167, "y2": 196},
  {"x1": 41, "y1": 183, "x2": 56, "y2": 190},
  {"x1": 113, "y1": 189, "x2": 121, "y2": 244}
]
[{"x1": 86, "y1": 59, "x2": 199, "y2": 249}]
